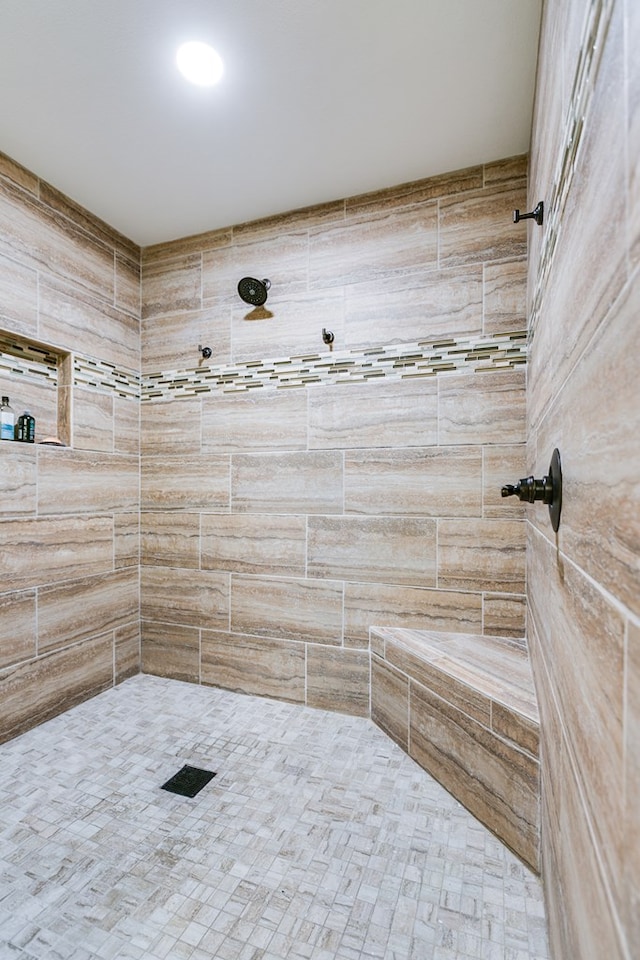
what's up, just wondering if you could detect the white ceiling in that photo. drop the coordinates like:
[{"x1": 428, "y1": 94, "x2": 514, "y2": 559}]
[{"x1": 0, "y1": 0, "x2": 542, "y2": 247}]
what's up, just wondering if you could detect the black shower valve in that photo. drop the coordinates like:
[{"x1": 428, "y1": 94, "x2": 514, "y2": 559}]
[
  {"x1": 501, "y1": 475, "x2": 553, "y2": 505},
  {"x1": 501, "y1": 449, "x2": 563, "y2": 532}
]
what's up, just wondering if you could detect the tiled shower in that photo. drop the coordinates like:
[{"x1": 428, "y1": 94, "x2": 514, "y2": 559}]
[
  {"x1": 0, "y1": 0, "x2": 638, "y2": 958},
  {"x1": 138, "y1": 154, "x2": 529, "y2": 711},
  {"x1": 0, "y1": 152, "x2": 530, "y2": 733}
]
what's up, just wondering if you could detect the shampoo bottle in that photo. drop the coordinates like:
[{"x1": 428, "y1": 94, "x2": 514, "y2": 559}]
[
  {"x1": 16, "y1": 410, "x2": 35, "y2": 442},
  {"x1": 0, "y1": 396, "x2": 14, "y2": 441}
]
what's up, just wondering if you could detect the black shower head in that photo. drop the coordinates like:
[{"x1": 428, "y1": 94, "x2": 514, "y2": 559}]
[{"x1": 238, "y1": 277, "x2": 271, "y2": 306}]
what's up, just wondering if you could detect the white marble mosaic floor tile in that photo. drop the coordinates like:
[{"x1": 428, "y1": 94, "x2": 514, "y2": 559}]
[{"x1": 0, "y1": 676, "x2": 549, "y2": 959}]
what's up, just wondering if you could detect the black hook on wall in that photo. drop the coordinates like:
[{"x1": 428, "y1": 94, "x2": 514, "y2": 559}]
[{"x1": 513, "y1": 201, "x2": 544, "y2": 226}]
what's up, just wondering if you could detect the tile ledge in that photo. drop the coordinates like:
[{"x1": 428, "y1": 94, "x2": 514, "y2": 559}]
[{"x1": 370, "y1": 626, "x2": 538, "y2": 722}]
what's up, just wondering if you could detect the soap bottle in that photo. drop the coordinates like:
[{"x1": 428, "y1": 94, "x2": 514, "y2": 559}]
[
  {"x1": 16, "y1": 410, "x2": 35, "y2": 442},
  {"x1": 0, "y1": 396, "x2": 14, "y2": 441}
]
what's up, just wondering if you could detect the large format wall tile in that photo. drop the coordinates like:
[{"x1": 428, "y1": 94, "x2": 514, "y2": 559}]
[
  {"x1": 309, "y1": 205, "x2": 438, "y2": 288},
  {"x1": 115, "y1": 622, "x2": 140, "y2": 684},
  {"x1": 38, "y1": 180, "x2": 139, "y2": 264},
  {"x1": 142, "y1": 455, "x2": 230, "y2": 511},
  {"x1": 409, "y1": 679, "x2": 539, "y2": 869},
  {"x1": 308, "y1": 377, "x2": 438, "y2": 450},
  {"x1": 73, "y1": 388, "x2": 114, "y2": 453},
  {"x1": 483, "y1": 593, "x2": 526, "y2": 639},
  {"x1": 114, "y1": 512, "x2": 139, "y2": 569},
  {"x1": 626, "y1": 618, "x2": 640, "y2": 948},
  {"x1": 438, "y1": 370, "x2": 526, "y2": 445},
  {"x1": 141, "y1": 621, "x2": 199, "y2": 683},
  {"x1": 203, "y1": 230, "x2": 308, "y2": 303},
  {"x1": 371, "y1": 655, "x2": 409, "y2": 750},
  {"x1": 114, "y1": 397, "x2": 140, "y2": 456},
  {"x1": 0, "y1": 252, "x2": 38, "y2": 337},
  {"x1": 542, "y1": 710, "x2": 626, "y2": 960},
  {"x1": 140, "y1": 512, "x2": 200, "y2": 568},
  {"x1": 529, "y1": 4, "x2": 628, "y2": 429},
  {"x1": 201, "y1": 389, "x2": 307, "y2": 453},
  {"x1": 38, "y1": 569, "x2": 138, "y2": 653},
  {"x1": 0, "y1": 515, "x2": 114, "y2": 590},
  {"x1": 344, "y1": 446, "x2": 482, "y2": 517},
  {"x1": 344, "y1": 266, "x2": 483, "y2": 347},
  {"x1": 115, "y1": 252, "x2": 141, "y2": 318},
  {"x1": 343, "y1": 582, "x2": 482, "y2": 648},
  {"x1": 0, "y1": 176, "x2": 115, "y2": 303},
  {"x1": 231, "y1": 576, "x2": 343, "y2": 644},
  {"x1": 0, "y1": 444, "x2": 36, "y2": 515},
  {"x1": 0, "y1": 633, "x2": 113, "y2": 744},
  {"x1": 140, "y1": 399, "x2": 201, "y2": 455},
  {"x1": 201, "y1": 513, "x2": 306, "y2": 577},
  {"x1": 483, "y1": 260, "x2": 527, "y2": 335},
  {"x1": 630, "y1": 0, "x2": 640, "y2": 269},
  {"x1": 37, "y1": 450, "x2": 138, "y2": 515},
  {"x1": 140, "y1": 566, "x2": 229, "y2": 630},
  {"x1": 482, "y1": 445, "x2": 527, "y2": 519},
  {"x1": 201, "y1": 630, "x2": 306, "y2": 703},
  {"x1": 308, "y1": 516, "x2": 437, "y2": 586},
  {"x1": 231, "y1": 293, "x2": 345, "y2": 363},
  {"x1": 0, "y1": 590, "x2": 36, "y2": 668},
  {"x1": 345, "y1": 165, "x2": 483, "y2": 215},
  {"x1": 306, "y1": 646, "x2": 370, "y2": 717},
  {"x1": 39, "y1": 275, "x2": 139, "y2": 370},
  {"x1": 528, "y1": 527, "x2": 625, "y2": 908},
  {"x1": 142, "y1": 253, "x2": 202, "y2": 318},
  {"x1": 439, "y1": 183, "x2": 527, "y2": 267},
  {"x1": 232, "y1": 451, "x2": 343, "y2": 514},
  {"x1": 526, "y1": 4, "x2": 638, "y2": 954},
  {"x1": 142, "y1": 307, "x2": 231, "y2": 373},
  {"x1": 534, "y1": 278, "x2": 640, "y2": 618},
  {"x1": 438, "y1": 519, "x2": 526, "y2": 592}
]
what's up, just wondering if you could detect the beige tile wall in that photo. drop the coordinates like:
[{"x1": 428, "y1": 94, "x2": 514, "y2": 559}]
[
  {"x1": 0, "y1": 153, "x2": 141, "y2": 744},
  {"x1": 0, "y1": 147, "x2": 528, "y2": 740},
  {"x1": 527, "y1": 1, "x2": 639, "y2": 957},
  {"x1": 140, "y1": 157, "x2": 529, "y2": 718}
]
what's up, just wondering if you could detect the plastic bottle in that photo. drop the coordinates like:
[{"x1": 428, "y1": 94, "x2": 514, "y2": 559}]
[
  {"x1": 0, "y1": 396, "x2": 15, "y2": 441},
  {"x1": 16, "y1": 410, "x2": 35, "y2": 443}
]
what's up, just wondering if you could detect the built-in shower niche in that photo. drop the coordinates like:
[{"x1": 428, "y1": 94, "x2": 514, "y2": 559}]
[{"x1": 0, "y1": 330, "x2": 72, "y2": 446}]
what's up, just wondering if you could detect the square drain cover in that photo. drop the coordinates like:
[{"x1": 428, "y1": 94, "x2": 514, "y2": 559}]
[{"x1": 161, "y1": 764, "x2": 217, "y2": 798}]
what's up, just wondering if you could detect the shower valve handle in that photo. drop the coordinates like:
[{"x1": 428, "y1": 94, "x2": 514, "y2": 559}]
[
  {"x1": 501, "y1": 475, "x2": 553, "y2": 504},
  {"x1": 501, "y1": 450, "x2": 563, "y2": 532}
]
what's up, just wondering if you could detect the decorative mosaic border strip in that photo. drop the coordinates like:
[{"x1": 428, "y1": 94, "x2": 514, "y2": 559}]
[
  {"x1": 529, "y1": 0, "x2": 613, "y2": 336},
  {"x1": 1, "y1": 331, "x2": 527, "y2": 404},
  {"x1": 0, "y1": 332, "x2": 140, "y2": 399},
  {"x1": 73, "y1": 355, "x2": 140, "y2": 399},
  {"x1": 142, "y1": 331, "x2": 528, "y2": 401},
  {"x1": 0, "y1": 336, "x2": 59, "y2": 386}
]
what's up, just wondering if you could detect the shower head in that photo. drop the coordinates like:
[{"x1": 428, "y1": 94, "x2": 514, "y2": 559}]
[{"x1": 238, "y1": 277, "x2": 271, "y2": 306}]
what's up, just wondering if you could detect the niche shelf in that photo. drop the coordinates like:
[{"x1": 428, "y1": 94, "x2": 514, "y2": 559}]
[{"x1": 0, "y1": 329, "x2": 72, "y2": 446}]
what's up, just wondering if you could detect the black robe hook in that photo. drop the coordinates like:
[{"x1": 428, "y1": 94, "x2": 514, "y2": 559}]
[{"x1": 513, "y1": 201, "x2": 544, "y2": 226}]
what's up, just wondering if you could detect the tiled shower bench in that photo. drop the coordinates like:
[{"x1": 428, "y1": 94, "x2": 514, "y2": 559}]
[{"x1": 370, "y1": 628, "x2": 540, "y2": 871}]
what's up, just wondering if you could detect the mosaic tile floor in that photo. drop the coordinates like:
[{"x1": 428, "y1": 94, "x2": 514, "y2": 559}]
[{"x1": 0, "y1": 676, "x2": 550, "y2": 960}]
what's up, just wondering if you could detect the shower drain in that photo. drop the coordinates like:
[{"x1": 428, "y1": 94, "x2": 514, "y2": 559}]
[{"x1": 160, "y1": 764, "x2": 217, "y2": 798}]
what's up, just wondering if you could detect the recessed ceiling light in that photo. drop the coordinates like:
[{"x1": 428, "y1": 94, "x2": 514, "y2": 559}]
[{"x1": 176, "y1": 41, "x2": 224, "y2": 87}]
